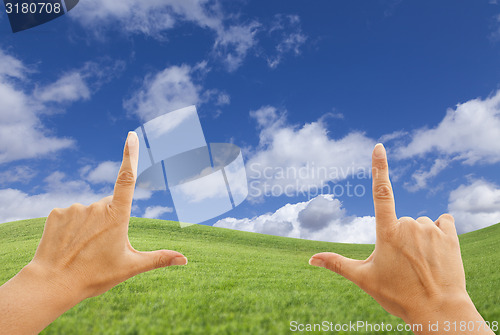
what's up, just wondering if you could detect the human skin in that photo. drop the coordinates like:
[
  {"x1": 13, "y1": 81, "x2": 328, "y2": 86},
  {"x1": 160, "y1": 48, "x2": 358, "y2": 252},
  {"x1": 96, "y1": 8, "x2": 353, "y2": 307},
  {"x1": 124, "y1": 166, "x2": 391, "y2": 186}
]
[
  {"x1": 309, "y1": 144, "x2": 494, "y2": 335},
  {"x1": 0, "y1": 132, "x2": 187, "y2": 335}
]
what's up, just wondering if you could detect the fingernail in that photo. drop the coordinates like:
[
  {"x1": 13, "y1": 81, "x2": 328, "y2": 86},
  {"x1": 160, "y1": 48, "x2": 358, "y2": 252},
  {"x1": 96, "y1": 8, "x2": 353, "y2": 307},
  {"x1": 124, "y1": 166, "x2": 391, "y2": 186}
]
[
  {"x1": 309, "y1": 257, "x2": 325, "y2": 268},
  {"x1": 127, "y1": 131, "x2": 138, "y2": 150},
  {"x1": 169, "y1": 256, "x2": 188, "y2": 266},
  {"x1": 373, "y1": 143, "x2": 386, "y2": 158}
]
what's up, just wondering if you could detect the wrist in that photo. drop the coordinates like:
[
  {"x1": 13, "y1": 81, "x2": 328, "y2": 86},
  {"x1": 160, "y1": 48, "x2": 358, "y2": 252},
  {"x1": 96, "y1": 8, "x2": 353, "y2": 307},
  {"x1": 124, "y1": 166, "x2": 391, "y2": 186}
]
[
  {"x1": 0, "y1": 262, "x2": 84, "y2": 334},
  {"x1": 404, "y1": 293, "x2": 489, "y2": 334},
  {"x1": 21, "y1": 261, "x2": 84, "y2": 310}
]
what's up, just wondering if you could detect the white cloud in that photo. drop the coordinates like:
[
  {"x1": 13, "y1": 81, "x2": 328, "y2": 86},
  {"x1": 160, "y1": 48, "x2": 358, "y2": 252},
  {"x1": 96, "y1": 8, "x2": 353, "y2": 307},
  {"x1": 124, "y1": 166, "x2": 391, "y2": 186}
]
[
  {"x1": 82, "y1": 161, "x2": 121, "y2": 184},
  {"x1": 0, "y1": 171, "x2": 110, "y2": 224},
  {"x1": 72, "y1": 0, "x2": 259, "y2": 71},
  {"x1": 80, "y1": 160, "x2": 152, "y2": 201},
  {"x1": 133, "y1": 188, "x2": 153, "y2": 201},
  {"x1": 143, "y1": 206, "x2": 174, "y2": 219},
  {"x1": 35, "y1": 59, "x2": 125, "y2": 104},
  {"x1": 0, "y1": 49, "x2": 28, "y2": 79},
  {"x1": 216, "y1": 92, "x2": 231, "y2": 106},
  {"x1": 448, "y1": 180, "x2": 500, "y2": 234},
  {"x1": 0, "y1": 56, "x2": 74, "y2": 163},
  {"x1": 0, "y1": 166, "x2": 37, "y2": 185},
  {"x1": 395, "y1": 91, "x2": 500, "y2": 165},
  {"x1": 125, "y1": 65, "x2": 201, "y2": 122},
  {"x1": 0, "y1": 168, "x2": 155, "y2": 224},
  {"x1": 215, "y1": 194, "x2": 376, "y2": 243},
  {"x1": 71, "y1": 0, "x2": 221, "y2": 37},
  {"x1": 404, "y1": 158, "x2": 449, "y2": 192},
  {"x1": 0, "y1": 50, "x2": 122, "y2": 165},
  {"x1": 214, "y1": 21, "x2": 261, "y2": 72},
  {"x1": 71, "y1": 1, "x2": 306, "y2": 71},
  {"x1": 35, "y1": 72, "x2": 91, "y2": 103},
  {"x1": 125, "y1": 64, "x2": 234, "y2": 121},
  {"x1": 266, "y1": 15, "x2": 307, "y2": 68},
  {"x1": 246, "y1": 106, "x2": 375, "y2": 200}
]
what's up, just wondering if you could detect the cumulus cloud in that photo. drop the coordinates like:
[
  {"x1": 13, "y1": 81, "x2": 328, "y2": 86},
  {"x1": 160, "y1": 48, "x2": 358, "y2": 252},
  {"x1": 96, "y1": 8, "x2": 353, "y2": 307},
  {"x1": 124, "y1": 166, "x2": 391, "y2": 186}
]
[
  {"x1": 448, "y1": 180, "x2": 500, "y2": 233},
  {"x1": 0, "y1": 51, "x2": 74, "y2": 164},
  {"x1": 143, "y1": 206, "x2": 174, "y2": 219},
  {"x1": 124, "y1": 65, "x2": 201, "y2": 122},
  {"x1": 125, "y1": 64, "x2": 234, "y2": 121},
  {"x1": 81, "y1": 161, "x2": 121, "y2": 184},
  {"x1": 0, "y1": 167, "x2": 155, "y2": 224},
  {"x1": 395, "y1": 91, "x2": 500, "y2": 165},
  {"x1": 215, "y1": 194, "x2": 376, "y2": 243},
  {"x1": 246, "y1": 106, "x2": 375, "y2": 200},
  {"x1": 0, "y1": 171, "x2": 110, "y2": 224},
  {"x1": 0, "y1": 50, "x2": 123, "y2": 165},
  {"x1": 78, "y1": 160, "x2": 152, "y2": 201}
]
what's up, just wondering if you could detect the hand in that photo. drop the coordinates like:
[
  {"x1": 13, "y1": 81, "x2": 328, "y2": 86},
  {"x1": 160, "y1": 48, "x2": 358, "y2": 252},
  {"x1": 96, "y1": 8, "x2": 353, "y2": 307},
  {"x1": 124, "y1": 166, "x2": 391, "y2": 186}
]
[
  {"x1": 0, "y1": 132, "x2": 187, "y2": 335},
  {"x1": 309, "y1": 144, "x2": 493, "y2": 335}
]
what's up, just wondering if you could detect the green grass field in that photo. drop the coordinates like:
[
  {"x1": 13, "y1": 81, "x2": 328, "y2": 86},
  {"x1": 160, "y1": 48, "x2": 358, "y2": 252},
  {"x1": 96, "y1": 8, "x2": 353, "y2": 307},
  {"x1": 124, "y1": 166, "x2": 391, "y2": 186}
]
[{"x1": 0, "y1": 218, "x2": 499, "y2": 334}]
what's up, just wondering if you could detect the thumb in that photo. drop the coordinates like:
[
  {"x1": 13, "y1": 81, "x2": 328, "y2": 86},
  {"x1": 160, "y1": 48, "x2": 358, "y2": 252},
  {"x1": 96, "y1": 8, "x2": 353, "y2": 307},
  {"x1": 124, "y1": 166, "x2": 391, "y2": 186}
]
[
  {"x1": 130, "y1": 250, "x2": 188, "y2": 275},
  {"x1": 309, "y1": 252, "x2": 364, "y2": 284}
]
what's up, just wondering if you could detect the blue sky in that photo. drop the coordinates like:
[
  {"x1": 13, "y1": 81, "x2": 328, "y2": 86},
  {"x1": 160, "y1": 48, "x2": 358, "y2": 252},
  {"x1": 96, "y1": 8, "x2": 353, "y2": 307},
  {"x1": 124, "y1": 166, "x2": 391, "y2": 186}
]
[{"x1": 1, "y1": 0, "x2": 500, "y2": 243}]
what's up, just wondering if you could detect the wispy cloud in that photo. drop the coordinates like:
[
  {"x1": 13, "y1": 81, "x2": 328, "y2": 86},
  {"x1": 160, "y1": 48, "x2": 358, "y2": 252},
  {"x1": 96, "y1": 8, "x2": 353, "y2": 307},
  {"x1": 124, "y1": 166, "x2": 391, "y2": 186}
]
[
  {"x1": 71, "y1": 1, "x2": 306, "y2": 71},
  {"x1": 404, "y1": 158, "x2": 449, "y2": 192},
  {"x1": 266, "y1": 14, "x2": 307, "y2": 68}
]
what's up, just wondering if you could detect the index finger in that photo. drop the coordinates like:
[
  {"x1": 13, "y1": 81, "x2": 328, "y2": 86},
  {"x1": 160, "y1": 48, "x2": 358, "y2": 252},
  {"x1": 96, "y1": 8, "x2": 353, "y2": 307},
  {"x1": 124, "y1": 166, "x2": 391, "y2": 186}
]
[
  {"x1": 372, "y1": 143, "x2": 397, "y2": 234},
  {"x1": 111, "y1": 132, "x2": 139, "y2": 214}
]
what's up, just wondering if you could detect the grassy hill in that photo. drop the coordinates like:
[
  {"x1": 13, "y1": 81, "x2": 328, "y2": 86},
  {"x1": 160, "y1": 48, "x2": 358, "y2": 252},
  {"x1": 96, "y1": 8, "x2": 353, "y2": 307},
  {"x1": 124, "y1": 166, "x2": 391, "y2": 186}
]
[{"x1": 0, "y1": 218, "x2": 499, "y2": 335}]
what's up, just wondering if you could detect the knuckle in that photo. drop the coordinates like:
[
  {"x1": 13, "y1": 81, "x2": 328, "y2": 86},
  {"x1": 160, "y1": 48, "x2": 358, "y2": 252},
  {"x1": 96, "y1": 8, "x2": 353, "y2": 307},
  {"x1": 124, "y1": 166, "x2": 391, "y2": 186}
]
[
  {"x1": 48, "y1": 207, "x2": 64, "y2": 218},
  {"x1": 374, "y1": 183, "x2": 393, "y2": 200},
  {"x1": 154, "y1": 255, "x2": 169, "y2": 269},
  {"x1": 439, "y1": 213, "x2": 455, "y2": 224},
  {"x1": 88, "y1": 202, "x2": 103, "y2": 214},
  {"x1": 398, "y1": 216, "x2": 414, "y2": 224},
  {"x1": 69, "y1": 203, "x2": 86, "y2": 212},
  {"x1": 327, "y1": 259, "x2": 343, "y2": 275},
  {"x1": 116, "y1": 170, "x2": 135, "y2": 187}
]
